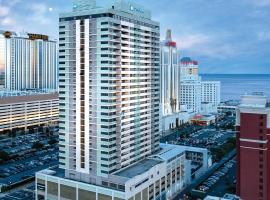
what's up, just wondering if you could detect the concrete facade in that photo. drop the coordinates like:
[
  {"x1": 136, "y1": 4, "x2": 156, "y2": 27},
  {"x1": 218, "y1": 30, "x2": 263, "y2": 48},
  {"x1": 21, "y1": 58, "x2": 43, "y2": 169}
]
[
  {"x1": 36, "y1": 144, "x2": 193, "y2": 200},
  {"x1": 0, "y1": 31, "x2": 58, "y2": 91},
  {"x1": 58, "y1": 0, "x2": 160, "y2": 182},
  {"x1": 236, "y1": 94, "x2": 270, "y2": 200},
  {"x1": 180, "y1": 57, "x2": 220, "y2": 115},
  {"x1": 0, "y1": 90, "x2": 58, "y2": 133}
]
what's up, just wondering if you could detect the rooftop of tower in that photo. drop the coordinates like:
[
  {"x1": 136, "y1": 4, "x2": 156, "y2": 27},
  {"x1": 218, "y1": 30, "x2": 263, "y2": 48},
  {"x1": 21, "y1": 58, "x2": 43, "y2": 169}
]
[
  {"x1": 161, "y1": 29, "x2": 177, "y2": 47},
  {"x1": 180, "y1": 57, "x2": 198, "y2": 65},
  {"x1": 0, "y1": 30, "x2": 56, "y2": 42},
  {"x1": 60, "y1": 0, "x2": 155, "y2": 22},
  {"x1": 240, "y1": 93, "x2": 270, "y2": 108}
]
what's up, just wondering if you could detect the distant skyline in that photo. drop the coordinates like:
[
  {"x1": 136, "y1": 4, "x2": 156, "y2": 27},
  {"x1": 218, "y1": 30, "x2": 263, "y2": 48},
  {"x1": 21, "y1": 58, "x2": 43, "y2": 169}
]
[{"x1": 1, "y1": 0, "x2": 270, "y2": 74}]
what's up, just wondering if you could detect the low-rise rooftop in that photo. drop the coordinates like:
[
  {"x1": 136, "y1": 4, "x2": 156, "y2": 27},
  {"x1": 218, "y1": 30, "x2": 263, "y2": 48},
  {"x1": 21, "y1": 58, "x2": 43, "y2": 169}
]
[
  {"x1": 0, "y1": 90, "x2": 58, "y2": 104},
  {"x1": 113, "y1": 159, "x2": 162, "y2": 179},
  {"x1": 240, "y1": 93, "x2": 269, "y2": 108},
  {"x1": 0, "y1": 89, "x2": 57, "y2": 98},
  {"x1": 151, "y1": 143, "x2": 185, "y2": 163}
]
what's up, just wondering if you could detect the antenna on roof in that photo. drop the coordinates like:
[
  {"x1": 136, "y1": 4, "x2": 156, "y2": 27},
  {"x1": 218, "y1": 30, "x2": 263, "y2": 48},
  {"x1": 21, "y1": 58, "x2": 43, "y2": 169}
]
[{"x1": 166, "y1": 29, "x2": 172, "y2": 42}]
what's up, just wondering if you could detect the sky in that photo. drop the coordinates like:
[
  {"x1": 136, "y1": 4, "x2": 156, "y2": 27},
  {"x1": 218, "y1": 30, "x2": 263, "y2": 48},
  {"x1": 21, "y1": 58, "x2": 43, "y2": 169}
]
[{"x1": 0, "y1": 0, "x2": 270, "y2": 74}]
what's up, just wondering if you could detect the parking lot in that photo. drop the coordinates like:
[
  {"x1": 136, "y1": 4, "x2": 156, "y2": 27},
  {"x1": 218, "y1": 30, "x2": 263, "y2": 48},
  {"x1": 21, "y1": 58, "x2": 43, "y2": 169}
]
[
  {"x1": 198, "y1": 158, "x2": 236, "y2": 193},
  {"x1": 177, "y1": 128, "x2": 235, "y2": 149},
  {"x1": 0, "y1": 150, "x2": 58, "y2": 185},
  {"x1": 162, "y1": 115, "x2": 235, "y2": 149},
  {"x1": 0, "y1": 127, "x2": 58, "y2": 157},
  {"x1": 1, "y1": 184, "x2": 35, "y2": 200},
  {"x1": 208, "y1": 159, "x2": 236, "y2": 196},
  {"x1": 0, "y1": 127, "x2": 59, "y2": 191}
]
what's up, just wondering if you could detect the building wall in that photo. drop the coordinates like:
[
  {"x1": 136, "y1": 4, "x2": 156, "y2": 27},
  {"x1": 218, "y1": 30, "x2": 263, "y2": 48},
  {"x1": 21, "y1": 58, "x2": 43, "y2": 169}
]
[
  {"x1": 0, "y1": 36, "x2": 5, "y2": 88},
  {"x1": 161, "y1": 112, "x2": 190, "y2": 133},
  {"x1": 180, "y1": 81, "x2": 202, "y2": 114},
  {"x1": 0, "y1": 93, "x2": 58, "y2": 133},
  {"x1": 160, "y1": 34, "x2": 180, "y2": 116},
  {"x1": 58, "y1": 1, "x2": 160, "y2": 183},
  {"x1": 36, "y1": 152, "x2": 188, "y2": 200},
  {"x1": 236, "y1": 109, "x2": 270, "y2": 200},
  {"x1": 0, "y1": 34, "x2": 58, "y2": 91},
  {"x1": 36, "y1": 174, "x2": 126, "y2": 200},
  {"x1": 201, "y1": 81, "x2": 220, "y2": 112},
  {"x1": 179, "y1": 58, "x2": 220, "y2": 115}
]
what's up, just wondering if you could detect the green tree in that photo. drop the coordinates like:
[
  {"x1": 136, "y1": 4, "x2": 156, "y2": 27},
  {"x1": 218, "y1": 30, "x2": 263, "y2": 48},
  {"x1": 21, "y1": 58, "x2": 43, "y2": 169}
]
[
  {"x1": 0, "y1": 150, "x2": 9, "y2": 161},
  {"x1": 32, "y1": 142, "x2": 44, "y2": 149},
  {"x1": 48, "y1": 138, "x2": 57, "y2": 145}
]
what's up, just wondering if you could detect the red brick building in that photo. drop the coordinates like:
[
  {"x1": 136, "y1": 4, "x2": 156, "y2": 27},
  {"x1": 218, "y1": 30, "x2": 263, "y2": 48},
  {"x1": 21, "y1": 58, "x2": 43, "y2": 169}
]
[{"x1": 236, "y1": 94, "x2": 270, "y2": 200}]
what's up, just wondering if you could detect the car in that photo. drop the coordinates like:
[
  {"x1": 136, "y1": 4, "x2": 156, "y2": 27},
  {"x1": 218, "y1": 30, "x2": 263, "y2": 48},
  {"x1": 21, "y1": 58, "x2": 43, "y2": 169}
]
[
  {"x1": 0, "y1": 173, "x2": 10, "y2": 177},
  {"x1": 212, "y1": 176, "x2": 220, "y2": 180},
  {"x1": 204, "y1": 183, "x2": 212, "y2": 187}
]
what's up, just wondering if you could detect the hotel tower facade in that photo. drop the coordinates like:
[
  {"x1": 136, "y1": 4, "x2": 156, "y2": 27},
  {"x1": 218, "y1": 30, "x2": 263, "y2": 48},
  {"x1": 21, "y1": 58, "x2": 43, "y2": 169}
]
[
  {"x1": 36, "y1": 1, "x2": 193, "y2": 199},
  {"x1": 0, "y1": 31, "x2": 58, "y2": 91},
  {"x1": 58, "y1": 0, "x2": 160, "y2": 180},
  {"x1": 160, "y1": 29, "x2": 180, "y2": 116},
  {"x1": 236, "y1": 94, "x2": 270, "y2": 200}
]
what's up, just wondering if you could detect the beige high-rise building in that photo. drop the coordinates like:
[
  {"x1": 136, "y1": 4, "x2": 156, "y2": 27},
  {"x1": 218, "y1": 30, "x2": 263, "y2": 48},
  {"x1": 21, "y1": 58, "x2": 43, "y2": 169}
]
[
  {"x1": 0, "y1": 31, "x2": 58, "y2": 91},
  {"x1": 35, "y1": 1, "x2": 195, "y2": 200}
]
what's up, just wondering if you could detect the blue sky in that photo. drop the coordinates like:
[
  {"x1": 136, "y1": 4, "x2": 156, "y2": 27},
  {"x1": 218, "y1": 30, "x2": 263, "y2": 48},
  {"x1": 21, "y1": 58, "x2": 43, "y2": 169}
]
[{"x1": 0, "y1": 0, "x2": 270, "y2": 74}]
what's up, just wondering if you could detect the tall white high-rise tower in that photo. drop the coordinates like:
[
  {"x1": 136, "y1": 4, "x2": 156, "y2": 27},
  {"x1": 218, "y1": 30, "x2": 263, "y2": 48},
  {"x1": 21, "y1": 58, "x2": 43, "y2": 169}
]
[
  {"x1": 160, "y1": 29, "x2": 180, "y2": 115},
  {"x1": 36, "y1": 1, "x2": 192, "y2": 200},
  {"x1": 0, "y1": 31, "x2": 58, "y2": 90},
  {"x1": 58, "y1": 0, "x2": 160, "y2": 182}
]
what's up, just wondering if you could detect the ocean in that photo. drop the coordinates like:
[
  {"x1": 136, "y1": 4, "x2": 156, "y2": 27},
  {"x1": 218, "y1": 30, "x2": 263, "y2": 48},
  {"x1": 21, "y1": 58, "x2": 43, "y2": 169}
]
[{"x1": 201, "y1": 74, "x2": 270, "y2": 101}]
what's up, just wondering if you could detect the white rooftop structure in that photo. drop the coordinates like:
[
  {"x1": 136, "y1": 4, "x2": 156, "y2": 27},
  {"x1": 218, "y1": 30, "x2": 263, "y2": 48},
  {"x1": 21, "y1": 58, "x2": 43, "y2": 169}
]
[
  {"x1": 0, "y1": 89, "x2": 56, "y2": 98},
  {"x1": 150, "y1": 143, "x2": 186, "y2": 162},
  {"x1": 240, "y1": 93, "x2": 268, "y2": 108}
]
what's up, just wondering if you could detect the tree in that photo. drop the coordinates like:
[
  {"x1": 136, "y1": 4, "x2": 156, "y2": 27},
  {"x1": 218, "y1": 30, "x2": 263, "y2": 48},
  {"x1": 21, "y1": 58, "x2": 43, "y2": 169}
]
[
  {"x1": 227, "y1": 137, "x2": 236, "y2": 146},
  {"x1": 226, "y1": 184, "x2": 236, "y2": 193},
  {"x1": 48, "y1": 138, "x2": 57, "y2": 145},
  {"x1": 0, "y1": 150, "x2": 9, "y2": 161},
  {"x1": 32, "y1": 142, "x2": 44, "y2": 149}
]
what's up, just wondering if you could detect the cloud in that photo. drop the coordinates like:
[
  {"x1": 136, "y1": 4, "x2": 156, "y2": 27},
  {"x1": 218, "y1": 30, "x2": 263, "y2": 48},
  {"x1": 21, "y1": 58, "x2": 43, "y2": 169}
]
[
  {"x1": 0, "y1": 6, "x2": 10, "y2": 17},
  {"x1": 30, "y1": 3, "x2": 49, "y2": 14},
  {"x1": 177, "y1": 34, "x2": 210, "y2": 49},
  {"x1": 197, "y1": 44, "x2": 238, "y2": 59},
  {"x1": 0, "y1": 17, "x2": 16, "y2": 26},
  {"x1": 246, "y1": 0, "x2": 270, "y2": 6},
  {"x1": 6, "y1": 0, "x2": 21, "y2": 6},
  {"x1": 257, "y1": 31, "x2": 270, "y2": 40},
  {"x1": 175, "y1": 33, "x2": 238, "y2": 59},
  {"x1": 29, "y1": 3, "x2": 53, "y2": 25}
]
